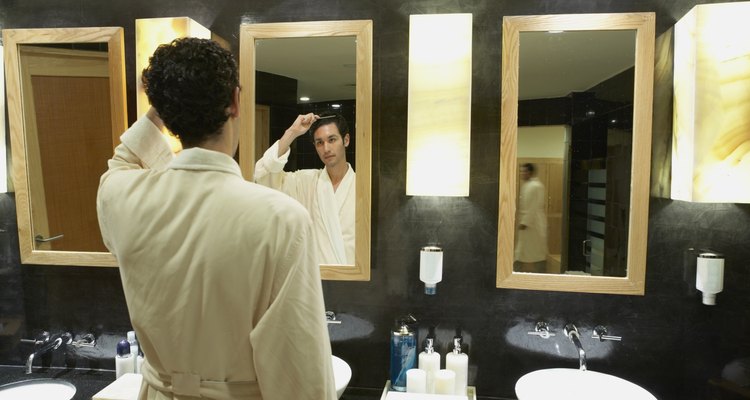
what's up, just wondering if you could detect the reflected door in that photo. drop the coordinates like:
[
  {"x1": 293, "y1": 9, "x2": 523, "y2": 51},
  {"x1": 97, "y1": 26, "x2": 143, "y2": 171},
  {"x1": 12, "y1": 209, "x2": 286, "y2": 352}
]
[{"x1": 20, "y1": 45, "x2": 111, "y2": 252}]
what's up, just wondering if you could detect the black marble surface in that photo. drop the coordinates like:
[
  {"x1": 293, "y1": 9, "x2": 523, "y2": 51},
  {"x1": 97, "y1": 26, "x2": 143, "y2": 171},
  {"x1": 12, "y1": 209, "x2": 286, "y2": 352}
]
[
  {"x1": 0, "y1": 365, "x2": 115, "y2": 400},
  {"x1": 1, "y1": 1, "x2": 750, "y2": 400}
]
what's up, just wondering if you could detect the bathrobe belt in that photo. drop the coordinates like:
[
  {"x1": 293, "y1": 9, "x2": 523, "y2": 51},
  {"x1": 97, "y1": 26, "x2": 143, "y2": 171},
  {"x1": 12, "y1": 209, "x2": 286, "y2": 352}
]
[{"x1": 141, "y1": 359, "x2": 261, "y2": 399}]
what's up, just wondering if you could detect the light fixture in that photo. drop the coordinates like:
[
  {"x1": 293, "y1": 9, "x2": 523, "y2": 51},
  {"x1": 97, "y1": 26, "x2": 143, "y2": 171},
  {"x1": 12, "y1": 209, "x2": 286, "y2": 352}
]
[
  {"x1": 331, "y1": 104, "x2": 341, "y2": 109},
  {"x1": 672, "y1": 2, "x2": 750, "y2": 203},
  {"x1": 406, "y1": 13, "x2": 472, "y2": 197},
  {"x1": 135, "y1": 17, "x2": 212, "y2": 153},
  {"x1": 299, "y1": 96, "x2": 310, "y2": 102},
  {"x1": 0, "y1": 45, "x2": 6, "y2": 193}
]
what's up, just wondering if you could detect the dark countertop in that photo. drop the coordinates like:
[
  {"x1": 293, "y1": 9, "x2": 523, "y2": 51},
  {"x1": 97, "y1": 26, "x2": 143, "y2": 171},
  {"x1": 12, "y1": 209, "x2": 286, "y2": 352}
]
[{"x1": 0, "y1": 365, "x2": 116, "y2": 400}]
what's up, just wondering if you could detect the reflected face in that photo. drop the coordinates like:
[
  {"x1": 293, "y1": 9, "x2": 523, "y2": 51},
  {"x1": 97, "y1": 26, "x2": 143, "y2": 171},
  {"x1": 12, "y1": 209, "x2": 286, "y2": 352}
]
[
  {"x1": 313, "y1": 124, "x2": 350, "y2": 169},
  {"x1": 520, "y1": 166, "x2": 531, "y2": 181}
]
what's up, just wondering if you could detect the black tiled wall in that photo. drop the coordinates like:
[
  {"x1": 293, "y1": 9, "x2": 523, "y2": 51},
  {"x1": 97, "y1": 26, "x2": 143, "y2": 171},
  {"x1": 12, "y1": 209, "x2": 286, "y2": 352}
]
[{"x1": 1, "y1": 1, "x2": 749, "y2": 399}]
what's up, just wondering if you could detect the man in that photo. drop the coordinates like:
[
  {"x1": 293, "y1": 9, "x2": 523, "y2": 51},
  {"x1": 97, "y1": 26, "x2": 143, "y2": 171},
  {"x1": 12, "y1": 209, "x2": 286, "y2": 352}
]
[
  {"x1": 515, "y1": 163, "x2": 548, "y2": 272},
  {"x1": 96, "y1": 38, "x2": 335, "y2": 400},
  {"x1": 255, "y1": 112, "x2": 355, "y2": 266}
]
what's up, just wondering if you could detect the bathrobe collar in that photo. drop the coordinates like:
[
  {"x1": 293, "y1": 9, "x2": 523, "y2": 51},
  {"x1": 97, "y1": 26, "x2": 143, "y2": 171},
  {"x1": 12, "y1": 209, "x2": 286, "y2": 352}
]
[{"x1": 168, "y1": 147, "x2": 243, "y2": 177}]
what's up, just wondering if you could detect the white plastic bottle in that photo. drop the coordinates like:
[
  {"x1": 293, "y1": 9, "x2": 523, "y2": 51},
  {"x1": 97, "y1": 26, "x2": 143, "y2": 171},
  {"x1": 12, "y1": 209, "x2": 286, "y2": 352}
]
[
  {"x1": 418, "y1": 338, "x2": 441, "y2": 393},
  {"x1": 445, "y1": 336, "x2": 468, "y2": 396},
  {"x1": 127, "y1": 331, "x2": 140, "y2": 373},
  {"x1": 115, "y1": 339, "x2": 133, "y2": 379}
]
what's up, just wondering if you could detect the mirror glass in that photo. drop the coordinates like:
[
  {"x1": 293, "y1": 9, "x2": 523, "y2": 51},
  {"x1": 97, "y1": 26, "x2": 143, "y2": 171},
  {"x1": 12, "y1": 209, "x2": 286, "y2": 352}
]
[
  {"x1": 497, "y1": 13, "x2": 655, "y2": 295},
  {"x1": 4, "y1": 28, "x2": 126, "y2": 266},
  {"x1": 239, "y1": 21, "x2": 372, "y2": 281}
]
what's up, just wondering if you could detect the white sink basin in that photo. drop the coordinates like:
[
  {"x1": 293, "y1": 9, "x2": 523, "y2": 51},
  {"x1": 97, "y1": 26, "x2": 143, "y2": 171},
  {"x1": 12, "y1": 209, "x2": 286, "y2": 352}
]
[
  {"x1": 0, "y1": 378, "x2": 76, "y2": 400},
  {"x1": 332, "y1": 355, "x2": 352, "y2": 399},
  {"x1": 516, "y1": 368, "x2": 656, "y2": 400}
]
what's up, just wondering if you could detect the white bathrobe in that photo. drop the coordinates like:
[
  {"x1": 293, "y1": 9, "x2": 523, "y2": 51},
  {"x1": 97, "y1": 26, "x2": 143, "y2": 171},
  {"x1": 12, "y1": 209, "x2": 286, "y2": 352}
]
[
  {"x1": 97, "y1": 116, "x2": 336, "y2": 400},
  {"x1": 515, "y1": 177, "x2": 548, "y2": 263},
  {"x1": 254, "y1": 141, "x2": 355, "y2": 266}
]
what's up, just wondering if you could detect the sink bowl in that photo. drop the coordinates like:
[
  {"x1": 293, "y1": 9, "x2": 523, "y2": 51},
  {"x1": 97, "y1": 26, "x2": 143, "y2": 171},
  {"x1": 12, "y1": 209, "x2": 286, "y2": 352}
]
[
  {"x1": 332, "y1": 355, "x2": 352, "y2": 399},
  {"x1": 516, "y1": 368, "x2": 656, "y2": 400},
  {"x1": 0, "y1": 378, "x2": 76, "y2": 400}
]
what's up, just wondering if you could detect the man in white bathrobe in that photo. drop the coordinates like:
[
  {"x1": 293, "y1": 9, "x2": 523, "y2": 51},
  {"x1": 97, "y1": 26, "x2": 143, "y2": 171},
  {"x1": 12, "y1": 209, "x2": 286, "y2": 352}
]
[
  {"x1": 255, "y1": 112, "x2": 355, "y2": 266},
  {"x1": 514, "y1": 163, "x2": 548, "y2": 273},
  {"x1": 97, "y1": 38, "x2": 336, "y2": 400}
]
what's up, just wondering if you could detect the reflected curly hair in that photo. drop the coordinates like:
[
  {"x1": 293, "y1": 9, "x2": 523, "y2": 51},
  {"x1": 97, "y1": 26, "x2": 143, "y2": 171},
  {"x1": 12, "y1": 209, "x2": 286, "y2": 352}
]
[{"x1": 142, "y1": 38, "x2": 238, "y2": 148}]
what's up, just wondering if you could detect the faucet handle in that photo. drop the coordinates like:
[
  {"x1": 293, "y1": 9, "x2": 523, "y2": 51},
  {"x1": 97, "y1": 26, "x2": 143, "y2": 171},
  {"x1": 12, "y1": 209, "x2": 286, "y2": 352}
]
[
  {"x1": 70, "y1": 333, "x2": 96, "y2": 348},
  {"x1": 592, "y1": 325, "x2": 622, "y2": 341},
  {"x1": 325, "y1": 311, "x2": 342, "y2": 325},
  {"x1": 20, "y1": 331, "x2": 51, "y2": 346},
  {"x1": 527, "y1": 322, "x2": 556, "y2": 339}
]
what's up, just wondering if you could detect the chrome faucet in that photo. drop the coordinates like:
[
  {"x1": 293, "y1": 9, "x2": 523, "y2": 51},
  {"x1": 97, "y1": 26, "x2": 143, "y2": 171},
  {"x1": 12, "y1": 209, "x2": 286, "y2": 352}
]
[
  {"x1": 564, "y1": 324, "x2": 587, "y2": 371},
  {"x1": 23, "y1": 332, "x2": 73, "y2": 374}
]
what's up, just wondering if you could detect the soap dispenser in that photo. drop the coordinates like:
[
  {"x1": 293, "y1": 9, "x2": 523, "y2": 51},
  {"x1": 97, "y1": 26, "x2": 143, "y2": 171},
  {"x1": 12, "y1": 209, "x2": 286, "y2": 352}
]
[
  {"x1": 445, "y1": 335, "x2": 468, "y2": 396},
  {"x1": 390, "y1": 315, "x2": 418, "y2": 392},
  {"x1": 418, "y1": 337, "x2": 441, "y2": 393}
]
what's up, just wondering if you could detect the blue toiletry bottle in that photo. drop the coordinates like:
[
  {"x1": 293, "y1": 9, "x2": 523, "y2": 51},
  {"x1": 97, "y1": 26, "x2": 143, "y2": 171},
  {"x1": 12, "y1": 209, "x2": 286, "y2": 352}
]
[{"x1": 390, "y1": 314, "x2": 418, "y2": 391}]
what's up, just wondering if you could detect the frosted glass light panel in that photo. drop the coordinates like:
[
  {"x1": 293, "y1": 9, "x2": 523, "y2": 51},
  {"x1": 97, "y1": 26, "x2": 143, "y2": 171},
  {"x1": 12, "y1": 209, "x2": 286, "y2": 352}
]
[
  {"x1": 406, "y1": 13, "x2": 472, "y2": 196},
  {"x1": 672, "y1": 2, "x2": 750, "y2": 203},
  {"x1": 135, "y1": 17, "x2": 211, "y2": 153},
  {"x1": 0, "y1": 45, "x2": 6, "y2": 192}
]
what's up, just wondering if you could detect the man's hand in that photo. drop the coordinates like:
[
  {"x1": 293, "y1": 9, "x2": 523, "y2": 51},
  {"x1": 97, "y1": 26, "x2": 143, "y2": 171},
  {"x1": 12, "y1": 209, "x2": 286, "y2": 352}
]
[{"x1": 277, "y1": 113, "x2": 319, "y2": 157}]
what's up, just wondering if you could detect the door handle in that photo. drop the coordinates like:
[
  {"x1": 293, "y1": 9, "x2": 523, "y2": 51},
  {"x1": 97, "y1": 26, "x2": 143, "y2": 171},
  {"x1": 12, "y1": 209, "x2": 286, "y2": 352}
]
[{"x1": 35, "y1": 234, "x2": 64, "y2": 243}]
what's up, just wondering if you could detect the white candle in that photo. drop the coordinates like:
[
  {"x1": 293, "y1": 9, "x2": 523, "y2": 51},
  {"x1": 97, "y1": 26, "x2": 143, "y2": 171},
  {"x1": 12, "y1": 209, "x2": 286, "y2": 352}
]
[
  {"x1": 406, "y1": 368, "x2": 427, "y2": 393},
  {"x1": 434, "y1": 369, "x2": 456, "y2": 395}
]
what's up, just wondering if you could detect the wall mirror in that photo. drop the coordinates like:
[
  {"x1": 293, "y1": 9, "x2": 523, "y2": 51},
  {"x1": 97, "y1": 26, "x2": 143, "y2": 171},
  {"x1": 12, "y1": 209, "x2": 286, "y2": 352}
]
[
  {"x1": 497, "y1": 13, "x2": 654, "y2": 295},
  {"x1": 239, "y1": 20, "x2": 372, "y2": 280},
  {"x1": 4, "y1": 27, "x2": 126, "y2": 266}
]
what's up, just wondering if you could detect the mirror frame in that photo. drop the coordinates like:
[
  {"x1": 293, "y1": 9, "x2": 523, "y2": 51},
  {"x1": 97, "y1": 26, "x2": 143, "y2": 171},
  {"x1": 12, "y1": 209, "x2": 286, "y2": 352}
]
[
  {"x1": 496, "y1": 13, "x2": 655, "y2": 295},
  {"x1": 239, "y1": 20, "x2": 372, "y2": 281},
  {"x1": 4, "y1": 27, "x2": 126, "y2": 267}
]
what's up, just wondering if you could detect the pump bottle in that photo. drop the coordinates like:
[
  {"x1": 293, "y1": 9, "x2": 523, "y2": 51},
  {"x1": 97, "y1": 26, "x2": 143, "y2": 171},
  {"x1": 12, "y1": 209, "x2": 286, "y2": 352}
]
[
  {"x1": 418, "y1": 337, "x2": 441, "y2": 393},
  {"x1": 445, "y1": 336, "x2": 468, "y2": 396}
]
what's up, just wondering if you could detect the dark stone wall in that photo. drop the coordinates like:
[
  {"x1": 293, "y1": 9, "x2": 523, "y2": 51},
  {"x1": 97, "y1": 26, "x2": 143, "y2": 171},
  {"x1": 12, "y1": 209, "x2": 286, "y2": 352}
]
[{"x1": 1, "y1": 1, "x2": 749, "y2": 399}]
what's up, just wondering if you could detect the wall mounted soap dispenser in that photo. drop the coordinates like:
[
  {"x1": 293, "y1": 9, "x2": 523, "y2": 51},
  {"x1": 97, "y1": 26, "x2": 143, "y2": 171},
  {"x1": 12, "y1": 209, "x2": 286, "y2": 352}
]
[
  {"x1": 696, "y1": 251, "x2": 724, "y2": 305},
  {"x1": 420, "y1": 246, "x2": 443, "y2": 295}
]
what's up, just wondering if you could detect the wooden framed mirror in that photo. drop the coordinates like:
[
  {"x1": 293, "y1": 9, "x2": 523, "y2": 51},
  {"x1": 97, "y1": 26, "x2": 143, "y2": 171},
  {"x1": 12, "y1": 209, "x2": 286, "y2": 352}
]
[
  {"x1": 239, "y1": 20, "x2": 372, "y2": 280},
  {"x1": 4, "y1": 27, "x2": 126, "y2": 267},
  {"x1": 496, "y1": 13, "x2": 655, "y2": 295}
]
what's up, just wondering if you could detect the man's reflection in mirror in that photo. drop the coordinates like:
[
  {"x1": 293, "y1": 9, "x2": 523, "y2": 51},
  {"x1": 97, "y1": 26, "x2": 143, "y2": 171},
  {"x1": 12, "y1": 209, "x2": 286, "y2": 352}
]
[
  {"x1": 254, "y1": 111, "x2": 355, "y2": 266},
  {"x1": 514, "y1": 163, "x2": 548, "y2": 273}
]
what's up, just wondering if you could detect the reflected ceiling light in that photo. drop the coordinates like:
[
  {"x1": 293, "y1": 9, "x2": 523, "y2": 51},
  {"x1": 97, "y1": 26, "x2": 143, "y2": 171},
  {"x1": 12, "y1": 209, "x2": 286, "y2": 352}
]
[
  {"x1": 331, "y1": 104, "x2": 341, "y2": 109},
  {"x1": 672, "y1": 2, "x2": 750, "y2": 203},
  {"x1": 136, "y1": 17, "x2": 212, "y2": 153},
  {"x1": 406, "y1": 13, "x2": 472, "y2": 197}
]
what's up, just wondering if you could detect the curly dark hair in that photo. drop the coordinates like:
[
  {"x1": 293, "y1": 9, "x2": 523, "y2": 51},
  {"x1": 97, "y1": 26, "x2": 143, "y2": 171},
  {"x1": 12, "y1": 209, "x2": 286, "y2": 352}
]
[
  {"x1": 141, "y1": 37, "x2": 238, "y2": 148},
  {"x1": 308, "y1": 111, "x2": 350, "y2": 140}
]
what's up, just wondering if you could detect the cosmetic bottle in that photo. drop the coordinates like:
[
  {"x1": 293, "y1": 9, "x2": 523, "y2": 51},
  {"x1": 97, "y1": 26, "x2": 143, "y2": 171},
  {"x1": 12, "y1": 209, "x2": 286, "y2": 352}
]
[
  {"x1": 418, "y1": 337, "x2": 441, "y2": 393},
  {"x1": 127, "y1": 331, "x2": 140, "y2": 373},
  {"x1": 445, "y1": 336, "x2": 468, "y2": 396},
  {"x1": 136, "y1": 349, "x2": 144, "y2": 374},
  {"x1": 390, "y1": 314, "x2": 418, "y2": 391},
  {"x1": 115, "y1": 339, "x2": 133, "y2": 379}
]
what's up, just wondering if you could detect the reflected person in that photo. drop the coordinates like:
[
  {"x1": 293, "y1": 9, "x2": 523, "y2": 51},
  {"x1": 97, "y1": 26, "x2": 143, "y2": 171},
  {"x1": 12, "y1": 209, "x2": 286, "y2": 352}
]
[
  {"x1": 515, "y1": 163, "x2": 548, "y2": 272},
  {"x1": 255, "y1": 111, "x2": 355, "y2": 266},
  {"x1": 97, "y1": 38, "x2": 336, "y2": 400}
]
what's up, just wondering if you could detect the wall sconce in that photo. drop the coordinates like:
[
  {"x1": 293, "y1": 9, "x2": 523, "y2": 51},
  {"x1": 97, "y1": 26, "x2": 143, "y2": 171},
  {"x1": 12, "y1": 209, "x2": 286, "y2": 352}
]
[
  {"x1": 135, "y1": 17, "x2": 214, "y2": 153},
  {"x1": 406, "y1": 13, "x2": 472, "y2": 197},
  {"x1": 672, "y1": 2, "x2": 750, "y2": 203}
]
